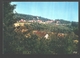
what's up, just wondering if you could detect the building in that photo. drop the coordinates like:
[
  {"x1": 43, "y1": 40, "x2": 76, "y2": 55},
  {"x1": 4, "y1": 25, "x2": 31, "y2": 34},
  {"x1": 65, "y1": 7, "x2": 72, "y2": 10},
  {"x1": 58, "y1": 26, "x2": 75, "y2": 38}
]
[
  {"x1": 45, "y1": 20, "x2": 53, "y2": 24},
  {"x1": 37, "y1": 19, "x2": 42, "y2": 23},
  {"x1": 28, "y1": 20, "x2": 34, "y2": 23},
  {"x1": 33, "y1": 30, "x2": 49, "y2": 39},
  {"x1": 44, "y1": 34, "x2": 49, "y2": 39},
  {"x1": 19, "y1": 19, "x2": 26, "y2": 22}
]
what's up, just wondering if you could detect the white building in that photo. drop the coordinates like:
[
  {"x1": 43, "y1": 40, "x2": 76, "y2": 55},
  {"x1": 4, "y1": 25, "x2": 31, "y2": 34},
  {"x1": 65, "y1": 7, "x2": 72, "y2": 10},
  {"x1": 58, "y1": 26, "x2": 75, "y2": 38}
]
[
  {"x1": 28, "y1": 20, "x2": 34, "y2": 22},
  {"x1": 44, "y1": 34, "x2": 49, "y2": 39},
  {"x1": 37, "y1": 17, "x2": 39, "y2": 19},
  {"x1": 45, "y1": 20, "x2": 53, "y2": 24}
]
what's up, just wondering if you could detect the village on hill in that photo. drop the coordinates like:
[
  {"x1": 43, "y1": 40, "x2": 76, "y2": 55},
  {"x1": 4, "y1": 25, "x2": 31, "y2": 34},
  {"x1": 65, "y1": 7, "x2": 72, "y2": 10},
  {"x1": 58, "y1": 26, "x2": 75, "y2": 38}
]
[
  {"x1": 13, "y1": 16, "x2": 66, "y2": 28},
  {"x1": 13, "y1": 16, "x2": 78, "y2": 42},
  {"x1": 13, "y1": 16, "x2": 65, "y2": 39}
]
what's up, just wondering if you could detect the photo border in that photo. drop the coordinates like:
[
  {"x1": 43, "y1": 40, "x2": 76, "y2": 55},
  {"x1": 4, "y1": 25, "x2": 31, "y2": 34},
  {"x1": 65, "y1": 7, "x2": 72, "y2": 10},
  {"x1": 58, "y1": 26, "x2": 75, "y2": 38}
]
[{"x1": 0, "y1": 0, "x2": 80, "y2": 58}]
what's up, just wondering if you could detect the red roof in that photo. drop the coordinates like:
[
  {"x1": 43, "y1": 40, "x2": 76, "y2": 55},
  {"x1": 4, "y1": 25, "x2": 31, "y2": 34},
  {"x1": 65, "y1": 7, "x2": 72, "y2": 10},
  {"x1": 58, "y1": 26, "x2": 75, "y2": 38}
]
[{"x1": 34, "y1": 31, "x2": 46, "y2": 37}]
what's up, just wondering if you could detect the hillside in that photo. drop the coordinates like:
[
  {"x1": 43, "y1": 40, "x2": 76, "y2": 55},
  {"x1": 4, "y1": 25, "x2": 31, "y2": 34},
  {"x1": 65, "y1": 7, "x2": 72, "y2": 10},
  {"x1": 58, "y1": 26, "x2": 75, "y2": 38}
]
[
  {"x1": 6, "y1": 13, "x2": 79, "y2": 54},
  {"x1": 14, "y1": 13, "x2": 50, "y2": 21},
  {"x1": 13, "y1": 13, "x2": 78, "y2": 25}
]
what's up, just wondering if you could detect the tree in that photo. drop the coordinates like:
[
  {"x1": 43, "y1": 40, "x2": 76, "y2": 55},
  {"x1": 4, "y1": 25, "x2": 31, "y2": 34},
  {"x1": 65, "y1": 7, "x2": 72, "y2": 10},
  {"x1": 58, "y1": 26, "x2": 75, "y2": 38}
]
[
  {"x1": 3, "y1": 2, "x2": 17, "y2": 53},
  {"x1": 71, "y1": 21, "x2": 78, "y2": 27},
  {"x1": 3, "y1": 2, "x2": 16, "y2": 26}
]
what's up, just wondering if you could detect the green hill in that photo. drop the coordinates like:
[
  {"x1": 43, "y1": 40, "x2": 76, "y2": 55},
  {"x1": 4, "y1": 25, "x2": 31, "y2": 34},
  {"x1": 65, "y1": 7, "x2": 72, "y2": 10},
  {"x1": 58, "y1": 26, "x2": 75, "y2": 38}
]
[
  {"x1": 14, "y1": 13, "x2": 50, "y2": 21},
  {"x1": 13, "y1": 13, "x2": 78, "y2": 25}
]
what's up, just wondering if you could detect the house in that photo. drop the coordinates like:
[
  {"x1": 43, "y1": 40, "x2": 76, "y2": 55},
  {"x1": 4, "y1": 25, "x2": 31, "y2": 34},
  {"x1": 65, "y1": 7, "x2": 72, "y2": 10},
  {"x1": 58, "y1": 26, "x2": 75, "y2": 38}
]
[
  {"x1": 37, "y1": 19, "x2": 42, "y2": 23},
  {"x1": 19, "y1": 19, "x2": 26, "y2": 22},
  {"x1": 35, "y1": 31, "x2": 46, "y2": 37},
  {"x1": 28, "y1": 20, "x2": 34, "y2": 23},
  {"x1": 44, "y1": 34, "x2": 49, "y2": 39},
  {"x1": 33, "y1": 30, "x2": 49, "y2": 39},
  {"x1": 45, "y1": 20, "x2": 53, "y2": 24},
  {"x1": 41, "y1": 22, "x2": 46, "y2": 24}
]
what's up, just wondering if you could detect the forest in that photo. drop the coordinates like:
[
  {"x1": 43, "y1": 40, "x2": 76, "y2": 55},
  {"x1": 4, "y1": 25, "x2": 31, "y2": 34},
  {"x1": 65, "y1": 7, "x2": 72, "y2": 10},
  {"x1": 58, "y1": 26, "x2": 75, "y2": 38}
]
[{"x1": 3, "y1": 2, "x2": 79, "y2": 54}]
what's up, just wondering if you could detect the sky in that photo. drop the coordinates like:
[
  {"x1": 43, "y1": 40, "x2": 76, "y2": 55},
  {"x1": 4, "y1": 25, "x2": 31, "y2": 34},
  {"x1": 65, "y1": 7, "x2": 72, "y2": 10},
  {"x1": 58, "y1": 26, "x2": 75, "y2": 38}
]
[{"x1": 11, "y1": 2, "x2": 78, "y2": 22}]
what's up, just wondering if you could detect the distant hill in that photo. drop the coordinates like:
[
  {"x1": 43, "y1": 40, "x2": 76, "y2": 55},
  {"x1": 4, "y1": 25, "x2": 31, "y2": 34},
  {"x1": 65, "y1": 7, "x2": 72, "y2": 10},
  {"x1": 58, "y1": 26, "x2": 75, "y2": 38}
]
[
  {"x1": 14, "y1": 13, "x2": 50, "y2": 21},
  {"x1": 55, "y1": 19, "x2": 71, "y2": 24}
]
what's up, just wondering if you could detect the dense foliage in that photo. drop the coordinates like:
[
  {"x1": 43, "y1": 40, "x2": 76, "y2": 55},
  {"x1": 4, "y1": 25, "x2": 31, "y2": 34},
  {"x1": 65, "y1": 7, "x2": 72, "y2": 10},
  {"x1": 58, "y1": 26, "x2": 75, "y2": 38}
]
[{"x1": 3, "y1": 2, "x2": 79, "y2": 54}]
